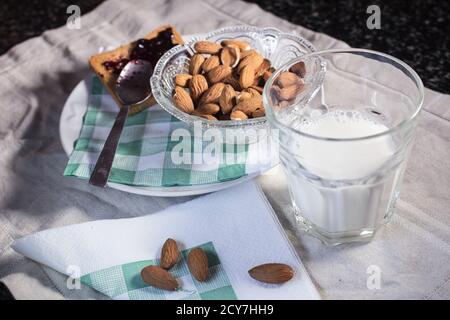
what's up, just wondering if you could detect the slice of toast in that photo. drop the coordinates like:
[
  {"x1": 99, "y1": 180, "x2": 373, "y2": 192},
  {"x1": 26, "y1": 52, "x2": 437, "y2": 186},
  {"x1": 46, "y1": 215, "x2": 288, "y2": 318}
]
[{"x1": 89, "y1": 25, "x2": 183, "y2": 115}]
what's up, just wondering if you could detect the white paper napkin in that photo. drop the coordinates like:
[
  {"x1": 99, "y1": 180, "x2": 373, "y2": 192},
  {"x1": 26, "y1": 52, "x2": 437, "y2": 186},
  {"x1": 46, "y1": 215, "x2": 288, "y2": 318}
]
[{"x1": 12, "y1": 181, "x2": 320, "y2": 300}]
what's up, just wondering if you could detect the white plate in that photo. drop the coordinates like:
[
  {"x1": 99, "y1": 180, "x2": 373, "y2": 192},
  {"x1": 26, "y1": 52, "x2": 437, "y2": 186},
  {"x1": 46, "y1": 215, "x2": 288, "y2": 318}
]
[{"x1": 60, "y1": 77, "x2": 265, "y2": 197}]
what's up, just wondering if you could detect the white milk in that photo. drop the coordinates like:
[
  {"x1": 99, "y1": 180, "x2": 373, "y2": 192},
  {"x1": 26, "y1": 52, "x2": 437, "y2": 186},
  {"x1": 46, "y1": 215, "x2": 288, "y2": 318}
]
[{"x1": 281, "y1": 110, "x2": 404, "y2": 236}]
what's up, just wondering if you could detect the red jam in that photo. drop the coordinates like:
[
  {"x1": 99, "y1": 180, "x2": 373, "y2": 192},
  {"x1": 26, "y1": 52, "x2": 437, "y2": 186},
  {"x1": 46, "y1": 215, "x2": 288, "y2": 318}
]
[{"x1": 102, "y1": 28, "x2": 176, "y2": 75}]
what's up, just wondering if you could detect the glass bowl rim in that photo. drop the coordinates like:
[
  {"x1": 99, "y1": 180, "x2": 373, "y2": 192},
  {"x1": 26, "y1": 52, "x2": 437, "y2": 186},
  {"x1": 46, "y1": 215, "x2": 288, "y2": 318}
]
[{"x1": 263, "y1": 48, "x2": 425, "y2": 142}]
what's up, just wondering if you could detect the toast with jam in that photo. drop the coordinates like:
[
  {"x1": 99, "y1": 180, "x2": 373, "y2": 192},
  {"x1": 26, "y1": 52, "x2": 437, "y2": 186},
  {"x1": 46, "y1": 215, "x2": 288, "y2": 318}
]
[{"x1": 89, "y1": 25, "x2": 183, "y2": 115}]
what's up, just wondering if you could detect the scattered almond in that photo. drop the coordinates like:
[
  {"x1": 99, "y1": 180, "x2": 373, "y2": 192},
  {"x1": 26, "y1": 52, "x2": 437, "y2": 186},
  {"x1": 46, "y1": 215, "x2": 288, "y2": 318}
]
[
  {"x1": 230, "y1": 110, "x2": 248, "y2": 120},
  {"x1": 188, "y1": 248, "x2": 209, "y2": 282},
  {"x1": 141, "y1": 265, "x2": 179, "y2": 291},
  {"x1": 194, "y1": 41, "x2": 222, "y2": 54},
  {"x1": 174, "y1": 74, "x2": 192, "y2": 87},
  {"x1": 189, "y1": 54, "x2": 205, "y2": 75},
  {"x1": 160, "y1": 238, "x2": 180, "y2": 270},
  {"x1": 173, "y1": 86, "x2": 194, "y2": 114},
  {"x1": 220, "y1": 46, "x2": 240, "y2": 68},
  {"x1": 221, "y1": 39, "x2": 251, "y2": 51},
  {"x1": 189, "y1": 74, "x2": 209, "y2": 102},
  {"x1": 202, "y1": 55, "x2": 220, "y2": 73},
  {"x1": 207, "y1": 65, "x2": 232, "y2": 84},
  {"x1": 219, "y1": 84, "x2": 236, "y2": 114},
  {"x1": 248, "y1": 263, "x2": 294, "y2": 284}
]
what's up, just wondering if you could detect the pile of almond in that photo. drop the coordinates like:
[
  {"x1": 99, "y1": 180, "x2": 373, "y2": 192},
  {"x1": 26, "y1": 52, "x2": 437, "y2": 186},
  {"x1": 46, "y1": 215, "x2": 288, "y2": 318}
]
[
  {"x1": 172, "y1": 39, "x2": 275, "y2": 121},
  {"x1": 140, "y1": 238, "x2": 294, "y2": 292}
]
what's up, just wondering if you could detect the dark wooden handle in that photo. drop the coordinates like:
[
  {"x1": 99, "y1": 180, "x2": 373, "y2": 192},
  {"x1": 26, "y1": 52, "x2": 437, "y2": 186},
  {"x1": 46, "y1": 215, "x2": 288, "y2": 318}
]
[{"x1": 89, "y1": 105, "x2": 129, "y2": 187}]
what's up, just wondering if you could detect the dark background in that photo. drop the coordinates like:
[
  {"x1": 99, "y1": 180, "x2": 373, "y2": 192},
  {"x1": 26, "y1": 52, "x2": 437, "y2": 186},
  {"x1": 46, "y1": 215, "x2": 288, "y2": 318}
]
[
  {"x1": 1, "y1": 0, "x2": 449, "y2": 93},
  {"x1": 0, "y1": 0, "x2": 449, "y2": 300}
]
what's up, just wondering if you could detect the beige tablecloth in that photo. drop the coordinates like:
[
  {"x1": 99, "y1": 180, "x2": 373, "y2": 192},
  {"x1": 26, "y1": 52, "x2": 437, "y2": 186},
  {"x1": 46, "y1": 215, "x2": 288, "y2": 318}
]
[{"x1": 0, "y1": 0, "x2": 449, "y2": 299}]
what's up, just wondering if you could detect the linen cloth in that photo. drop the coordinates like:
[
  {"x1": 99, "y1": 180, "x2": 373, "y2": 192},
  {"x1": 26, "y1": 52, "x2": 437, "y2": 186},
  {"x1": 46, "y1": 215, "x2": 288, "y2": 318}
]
[
  {"x1": 12, "y1": 181, "x2": 320, "y2": 300},
  {"x1": 0, "y1": 0, "x2": 449, "y2": 299},
  {"x1": 63, "y1": 75, "x2": 275, "y2": 187}
]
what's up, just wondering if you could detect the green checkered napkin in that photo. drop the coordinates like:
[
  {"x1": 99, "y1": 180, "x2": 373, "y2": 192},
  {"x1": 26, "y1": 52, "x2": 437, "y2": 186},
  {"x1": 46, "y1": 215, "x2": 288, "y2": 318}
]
[
  {"x1": 80, "y1": 242, "x2": 237, "y2": 300},
  {"x1": 64, "y1": 76, "x2": 253, "y2": 187}
]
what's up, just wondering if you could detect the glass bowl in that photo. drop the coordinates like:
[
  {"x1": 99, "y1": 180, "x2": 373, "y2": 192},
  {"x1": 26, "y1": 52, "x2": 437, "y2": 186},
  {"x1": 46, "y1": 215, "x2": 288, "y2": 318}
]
[{"x1": 150, "y1": 25, "x2": 316, "y2": 132}]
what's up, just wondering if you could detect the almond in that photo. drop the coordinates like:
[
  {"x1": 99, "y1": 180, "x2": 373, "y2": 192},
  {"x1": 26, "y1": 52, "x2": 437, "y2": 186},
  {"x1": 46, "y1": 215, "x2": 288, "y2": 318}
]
[
  {"x1": 194, "y1": 41, "x2": 222, "y2": 54},
  {"x1": 189, "y1": 54, "x2": 205, "y2": 75},
  {"x1": 202, "y1": 55, "x2": 220, "y2": 73},
  {"x1": 200, "y1": 114, "x2": 218, "y2": 121},
  {"x1": 234, "y1": 95, "x2": 262, "y2": 115},
  {"x1": 174, "y1": 74, "x2": 192, "y2": 87},
  {"x1": 222, "y1": 76, "x2": 241, "y2": 91},
  {"x1": 248, "y1": 263, "x2": 294, "y2": 284},
  {"x1": 189, "y1": 74, "x2": 208, "y2": 102},
  {"x1": 221, "y1": 39, "x2": 251, "y2": 51},
  {"x1": 240, "y1": 49, "x2": 257, "y2": 59},
  {"x1": 195, "y1": 103, "x2": 220, "y2": 115},
  {"x1": 289, "y1": 61, "x2": 306, "y2": 78},
  {"x1": 255, "y1": 59, "x2": 271, "y2": 78},
  {"x1": 276, "y1": 82, "x2": 305, "y2": 101},
  {"x1": 251, "y1": 85, "x2": 264, "y2": 94},
  {"x1": 219, "y1": 84, "x2": 236, "y2": 114},
  {"x1": 230, "y1": 110, "x2": 248, "y2": 120},
  {"x1": 207, "y1": 65, "x2": 232, "y2": 84},
  {"x1": 239, "y1": 65, "x2": 255, "y2": 89},
  {"x1": 277, "y1": 71, "x2": 300, "y2": 88},
  {"x1": 188, "y1": 248, "x2": 209, "y2": 282},
  {"x1": 173, "y1": 86, "x2": 194, "y2": 113},
  {"x1": 160, "y1": 238, "x2": 180, "y2": 269},
  {"x1": 236, "y1": 91, "x2": 252, "y2": 104},
  {"x1": 252, "y1": 107, "x2": 265, "y2": 118},
  {"x1": 238, "y1": 52, "x2": 264, "y2": 73},
  {"x1": 141, "y1": 265, "x2": 179, "y2": 291},
  {"x1": 243, "y1": 87, "x2": 261, "y2": 98},
  {"x1": 220, "y1": 46, "x2": 240, "y2": 68},
  {"x1": 263, "y1": 70, "x2": 272, "y2": 82},
  {"x1": 199, "y1": 82, "x2": 225, "y2": 105}
]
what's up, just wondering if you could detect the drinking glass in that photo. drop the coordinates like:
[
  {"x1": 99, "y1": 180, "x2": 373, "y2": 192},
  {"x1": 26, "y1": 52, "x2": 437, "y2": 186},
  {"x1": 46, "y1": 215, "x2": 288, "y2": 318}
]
[{"x1": 263, "y1": 49, "x2": 424, "y2": 245}]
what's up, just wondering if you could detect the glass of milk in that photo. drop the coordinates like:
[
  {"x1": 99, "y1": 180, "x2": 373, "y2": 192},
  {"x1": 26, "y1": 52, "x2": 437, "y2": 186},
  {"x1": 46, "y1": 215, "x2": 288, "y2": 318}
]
[{"x1": 263, "y1": 49, "x2": 424, "y2": 245}]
